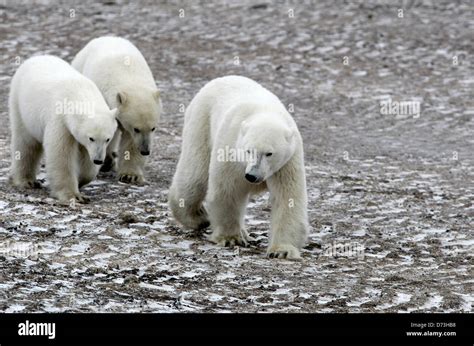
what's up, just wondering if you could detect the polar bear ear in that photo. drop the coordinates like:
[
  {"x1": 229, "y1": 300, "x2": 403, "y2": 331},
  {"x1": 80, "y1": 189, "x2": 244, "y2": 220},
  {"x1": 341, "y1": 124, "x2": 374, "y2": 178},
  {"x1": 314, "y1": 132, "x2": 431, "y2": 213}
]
[{"x1": 116, "y1": 92, "x2": 127, "y2": 106}]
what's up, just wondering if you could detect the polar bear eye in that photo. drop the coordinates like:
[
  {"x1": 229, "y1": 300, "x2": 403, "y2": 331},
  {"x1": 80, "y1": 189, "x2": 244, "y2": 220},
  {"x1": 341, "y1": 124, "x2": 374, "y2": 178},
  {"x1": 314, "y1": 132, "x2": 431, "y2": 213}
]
[
  {"x1": 106, "y1": 138, "x2": 110, "y2": 143},
  {"x1": 134, "y1": 128, "x2": 140, "y2": 133},
  {"x1": 89, "y1": 137, "x2": 95, "y2": 142},
  {"x1": 151, "y1": 127, "x2": 156, "y2": 132},
  {"x1": 266, "y1": 153, "x2": 273, "y2": 157}
]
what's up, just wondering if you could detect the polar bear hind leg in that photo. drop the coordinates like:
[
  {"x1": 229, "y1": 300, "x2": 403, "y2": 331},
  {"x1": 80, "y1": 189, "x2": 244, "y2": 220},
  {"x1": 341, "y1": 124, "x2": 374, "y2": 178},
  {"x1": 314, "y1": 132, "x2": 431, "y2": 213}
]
[
  {"x1": 168, "y1": 119, "x2": 212, "y2": 229},
  {"x1": 169, "y1": 159, "x2": 210, "y2": 230},
  {"x1": 9, "y1": 101, "x2": 42, "y2": 189}
]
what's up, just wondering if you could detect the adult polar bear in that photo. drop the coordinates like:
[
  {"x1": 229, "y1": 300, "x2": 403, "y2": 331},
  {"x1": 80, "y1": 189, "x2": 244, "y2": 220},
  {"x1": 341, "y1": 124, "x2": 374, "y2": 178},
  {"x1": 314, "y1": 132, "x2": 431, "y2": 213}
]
[
  {"x1": 169, "y1": 76, "x2": 309, "y2": 259},
  {"x1": 9, "y1": 55, "x2": 117, "y2": 203},
  {"x1": 72, "y1": 36, "x2": 162, "y2": 184}
]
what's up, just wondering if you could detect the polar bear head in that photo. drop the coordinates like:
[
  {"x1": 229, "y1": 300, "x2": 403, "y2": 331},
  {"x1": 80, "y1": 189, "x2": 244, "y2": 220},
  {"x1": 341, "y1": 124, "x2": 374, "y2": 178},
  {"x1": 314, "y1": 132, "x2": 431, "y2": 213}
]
[
  {"x1": 237, "y1": 115, "x2": 297, "y2": 184},
  {"x1": 115, "y1": 89, "x2": 162, "y2": 156},
  {"x1": 68, "y1": 109, "x2": 118, "y2": 165}
]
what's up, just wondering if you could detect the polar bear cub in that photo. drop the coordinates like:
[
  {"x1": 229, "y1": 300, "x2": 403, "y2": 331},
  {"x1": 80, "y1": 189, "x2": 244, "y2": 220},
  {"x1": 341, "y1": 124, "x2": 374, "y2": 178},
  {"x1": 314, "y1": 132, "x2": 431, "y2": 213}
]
[
  {"x1": 169, "y1": 76, "x2": 309, "y2": 259},
  {"x1": 72, "y1": 36, "x2": 162, "y2": 184},
  {"x1": 9, "y1": 55, "x2": 117, "y2": 203}
]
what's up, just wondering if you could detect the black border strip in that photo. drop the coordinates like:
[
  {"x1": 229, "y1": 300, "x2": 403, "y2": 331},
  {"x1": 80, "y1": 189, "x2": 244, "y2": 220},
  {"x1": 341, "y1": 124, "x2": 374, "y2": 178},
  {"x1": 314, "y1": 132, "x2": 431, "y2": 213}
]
[{"x1": 0, "y1": 313, "x2": 471, "y2": 345}]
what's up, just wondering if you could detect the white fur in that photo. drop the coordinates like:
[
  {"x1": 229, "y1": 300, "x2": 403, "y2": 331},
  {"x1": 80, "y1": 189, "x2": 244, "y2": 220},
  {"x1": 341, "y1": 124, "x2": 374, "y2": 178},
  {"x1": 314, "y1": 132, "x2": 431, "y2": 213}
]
[
  {"x1": 9, "y1": 55, "x2": 117, "y2": 204},
  {"x1": 169, "y1": 76, "x2": 309, "y2": 259},
  {"x1": 72, "y1": 36, "x2": 162, "y2": 184}
]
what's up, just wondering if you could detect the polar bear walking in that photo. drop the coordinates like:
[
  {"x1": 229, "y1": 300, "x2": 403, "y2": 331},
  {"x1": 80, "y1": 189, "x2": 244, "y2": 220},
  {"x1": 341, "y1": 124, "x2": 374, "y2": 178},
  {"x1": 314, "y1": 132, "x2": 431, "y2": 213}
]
[
  {"x1": 72, "y1": 36, "x2": 162, "y2": 184},
  {"x1": 169, "y1": 76, "x2": 309, "y2": 259},
  {"x1": 9, "y1": 55, "x2": 117, "y2": 203}
]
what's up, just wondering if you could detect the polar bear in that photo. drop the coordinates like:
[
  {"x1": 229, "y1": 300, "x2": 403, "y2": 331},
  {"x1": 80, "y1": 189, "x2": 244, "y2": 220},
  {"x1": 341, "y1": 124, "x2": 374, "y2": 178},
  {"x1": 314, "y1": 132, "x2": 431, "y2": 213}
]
[
  {"x1": 72, "y1": 36, "x2": 162, "y2": 184},
  {"x1": 9, "y1": 55, "x2": 117, "y2": 204},
  {"x1": 169, "y1": 76, "x2": 309, "y2": 259}
]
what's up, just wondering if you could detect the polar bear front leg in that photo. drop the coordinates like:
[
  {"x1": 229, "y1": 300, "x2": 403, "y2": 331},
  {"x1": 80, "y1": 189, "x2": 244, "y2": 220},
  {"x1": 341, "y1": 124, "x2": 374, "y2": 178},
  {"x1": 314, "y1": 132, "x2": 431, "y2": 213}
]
[
  {"x1": 44, "y1": 132, "x2": 86, "y2": 205},
  {"x1": 266, "y1": 151, "x2": 309, "y2": 260},
  {"x1": 9, "y1": 106, "x2": 43, "y2": 189},
  {"x1": 117, "y1": 130, "x2": 145, "y2": 184},
  {"x1": 78, "y1": 147, "x2": 100, "y2": 189},
  {"x1": 207, "y1": 170, "x2": 253, "y2": 247}
]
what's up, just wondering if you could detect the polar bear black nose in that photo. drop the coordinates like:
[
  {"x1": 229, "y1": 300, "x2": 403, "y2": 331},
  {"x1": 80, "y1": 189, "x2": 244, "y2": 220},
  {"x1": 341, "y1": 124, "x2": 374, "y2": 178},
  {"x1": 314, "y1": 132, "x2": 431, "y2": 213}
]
[
  {"x1": 245, "y1": 173, "x2": 258, "y2": 183},
  {"x1": 93, "y1": 159, "x2": 104, "y2": 165},
  {"x1": 140, "y1": 150, "x2": 150, "y2": 156}
]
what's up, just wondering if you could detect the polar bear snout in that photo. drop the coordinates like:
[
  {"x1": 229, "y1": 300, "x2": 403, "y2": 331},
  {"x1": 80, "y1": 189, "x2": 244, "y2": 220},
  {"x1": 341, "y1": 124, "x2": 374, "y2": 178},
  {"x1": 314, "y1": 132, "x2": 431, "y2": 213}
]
[
  {"x1": 86, "y1": 143, "x2": 107, "y2": 165},
  {"x1": 245, "y1": 156, "x2": 266, "y2": 184},
  {"x1": 137, "y1": 136, "x2": 150, "y2": 155},
  {"x1": 245, "y1": 173, "x2": 262, "y2": 184},
  {"x1": 132, "y1": 132, "x2": 151, "y2": 156},
  {"x1": 90, "y1": 150, "x2": 106, "y2": 164}
]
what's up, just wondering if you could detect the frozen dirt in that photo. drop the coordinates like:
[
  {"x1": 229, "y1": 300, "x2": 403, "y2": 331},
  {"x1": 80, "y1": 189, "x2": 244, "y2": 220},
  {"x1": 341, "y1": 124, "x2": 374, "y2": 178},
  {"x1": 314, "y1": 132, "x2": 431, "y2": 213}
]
[{"x1": 0, "y1": 0, "x2": 472, "y2": 312}]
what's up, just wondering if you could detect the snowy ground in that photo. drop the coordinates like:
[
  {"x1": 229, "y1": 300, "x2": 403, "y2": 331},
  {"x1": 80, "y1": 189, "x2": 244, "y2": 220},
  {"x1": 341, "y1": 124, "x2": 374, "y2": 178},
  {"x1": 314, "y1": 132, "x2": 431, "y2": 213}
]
[{"x1": 0, "y1": 0, "x2": 472, "y2": 313}]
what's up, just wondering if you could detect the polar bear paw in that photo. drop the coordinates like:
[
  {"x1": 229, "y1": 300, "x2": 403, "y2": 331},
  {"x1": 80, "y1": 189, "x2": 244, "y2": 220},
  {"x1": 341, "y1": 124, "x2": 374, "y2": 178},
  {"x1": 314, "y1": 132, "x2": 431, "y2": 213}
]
[
  {"x1": 267, "y1": 244, "x2": 301, "y2": 260},
  {"x1": 209, "y1": 228, "x2": 255, "y2": 248},
  {"x1": 193, "y1": 206, "x2": 210, "y2": 230},
  {"x1": 55, "y1": 191, "x2": 90, "y2": 205},
  {"x1": 9, "y1": 176, "x2": 42, "y2": 189},
  {"x1": 118, "y1": 172, "x2": 145, "y2": 184}
]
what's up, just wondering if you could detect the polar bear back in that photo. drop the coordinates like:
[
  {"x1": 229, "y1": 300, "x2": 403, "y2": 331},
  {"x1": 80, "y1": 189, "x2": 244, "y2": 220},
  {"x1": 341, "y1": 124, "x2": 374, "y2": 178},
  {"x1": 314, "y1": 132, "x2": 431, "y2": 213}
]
[
  {"x1": 11, "y1": 55, "x2": 108, "y2": 143},
  {"x1": 187, "y1": 75, "x2": 292, "y2": 146},
  {"x1": 72, "y1": 36, "x2": 156, "y2": 106},
  {"x1": 194, "y1": 75, "x2": 286, "y2": 115}
]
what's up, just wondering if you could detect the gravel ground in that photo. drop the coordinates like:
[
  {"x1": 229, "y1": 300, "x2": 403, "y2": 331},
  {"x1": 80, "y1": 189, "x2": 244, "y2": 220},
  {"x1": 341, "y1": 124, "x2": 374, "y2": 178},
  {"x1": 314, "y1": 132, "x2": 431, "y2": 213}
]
[{"x1": 0, "y1": 0, "x2": 472, "y2": 313}]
